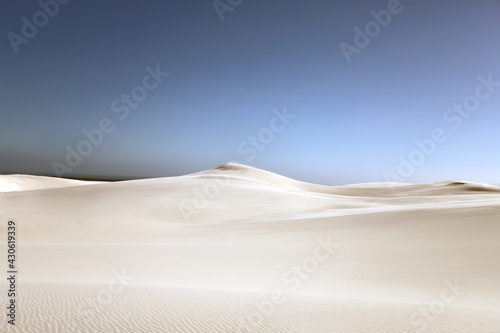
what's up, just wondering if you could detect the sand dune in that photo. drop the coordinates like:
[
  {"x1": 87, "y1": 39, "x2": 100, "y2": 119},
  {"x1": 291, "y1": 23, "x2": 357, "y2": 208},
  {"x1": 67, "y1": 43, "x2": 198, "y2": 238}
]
[
  {"x1": 1, "y1": 163, "x2": 499, "y2": 332},
  {"x1": 0, "y1": 174, "x2": 101, "y2": 193}
]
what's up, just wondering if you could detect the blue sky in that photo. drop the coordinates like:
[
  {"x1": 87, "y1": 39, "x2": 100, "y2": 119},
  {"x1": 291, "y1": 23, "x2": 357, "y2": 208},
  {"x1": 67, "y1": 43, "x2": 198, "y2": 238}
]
[{"x1": 1, "y1": 0, "x2": 499, "y2": 185}]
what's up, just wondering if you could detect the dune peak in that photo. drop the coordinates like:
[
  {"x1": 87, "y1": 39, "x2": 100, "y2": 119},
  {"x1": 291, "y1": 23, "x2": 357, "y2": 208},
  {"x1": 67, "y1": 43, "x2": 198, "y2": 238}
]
[
  {"x1": 214, "y1": 162, "x2": 254, "y2": 171},
  {"x1": 445, "y1": 181, "x2": 467, "y2": 186}
]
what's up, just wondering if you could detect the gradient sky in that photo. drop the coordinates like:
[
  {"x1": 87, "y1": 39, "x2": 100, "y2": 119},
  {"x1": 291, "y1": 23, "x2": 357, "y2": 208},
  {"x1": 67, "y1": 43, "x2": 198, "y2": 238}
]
[{"x1": 1, "y1": 0, "x2": 499, "y2": 185}]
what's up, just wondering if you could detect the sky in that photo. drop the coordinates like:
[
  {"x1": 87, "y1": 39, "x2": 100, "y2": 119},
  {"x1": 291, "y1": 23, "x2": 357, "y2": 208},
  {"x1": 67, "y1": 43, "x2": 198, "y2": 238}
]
[{"x1": 1, "y1": 0, "x2": 499, "y2": 185}]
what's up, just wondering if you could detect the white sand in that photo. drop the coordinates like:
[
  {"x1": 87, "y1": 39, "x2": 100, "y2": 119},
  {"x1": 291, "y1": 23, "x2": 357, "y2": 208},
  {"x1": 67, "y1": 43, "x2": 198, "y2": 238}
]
[{"x1": 1, "y1": 163, "x2": 499, "y2": 332}]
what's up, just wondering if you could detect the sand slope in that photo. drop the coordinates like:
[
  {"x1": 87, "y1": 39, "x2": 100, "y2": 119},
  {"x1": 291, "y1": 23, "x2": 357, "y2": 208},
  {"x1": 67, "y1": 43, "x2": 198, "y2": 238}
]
[
  {"x1": 1, "y1": 163, "x2": 499, "y2": 332},
  {"x1": 0, "y1": 174, "x2": 101, "y2": 193}
]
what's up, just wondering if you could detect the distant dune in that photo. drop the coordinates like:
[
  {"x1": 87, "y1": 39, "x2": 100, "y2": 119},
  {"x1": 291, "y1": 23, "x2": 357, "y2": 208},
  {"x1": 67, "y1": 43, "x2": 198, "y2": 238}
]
[
  {"x1": 0, "y1": 174, "x2": 101, "y2": 192},
  {"x1": 1, "y1": 163, "x2": 499, "y2": 332}
]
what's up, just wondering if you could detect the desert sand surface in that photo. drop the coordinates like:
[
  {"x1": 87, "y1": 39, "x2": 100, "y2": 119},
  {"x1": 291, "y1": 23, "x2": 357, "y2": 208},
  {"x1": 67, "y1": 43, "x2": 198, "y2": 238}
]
[{"x1": 1, "y1": 162, "x2": 499, "y2": 332}]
